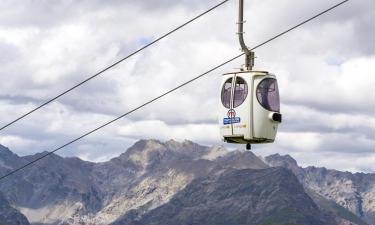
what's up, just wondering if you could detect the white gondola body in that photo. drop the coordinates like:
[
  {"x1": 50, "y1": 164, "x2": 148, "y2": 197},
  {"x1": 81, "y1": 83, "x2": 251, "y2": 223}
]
[{"x1": 219, "y1": 71, "x2": 281, "y2": 144}]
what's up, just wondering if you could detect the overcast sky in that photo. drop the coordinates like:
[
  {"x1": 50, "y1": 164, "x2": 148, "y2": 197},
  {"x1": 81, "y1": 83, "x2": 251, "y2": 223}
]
[{"x1": 0, "y1": 0, "x2": 374, "y2": 172}]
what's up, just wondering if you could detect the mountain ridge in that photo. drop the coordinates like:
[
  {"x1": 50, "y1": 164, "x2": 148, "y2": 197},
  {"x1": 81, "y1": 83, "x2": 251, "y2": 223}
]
[
  {"x1": 122, "y1": 167, "x2": 337, "y2": 225},
  {"x1": 265, "y1": 153, "x2": 375, "y2": 224},
  {"x1": 0, "y1": 140, "x2": 373, "y2": 225}
]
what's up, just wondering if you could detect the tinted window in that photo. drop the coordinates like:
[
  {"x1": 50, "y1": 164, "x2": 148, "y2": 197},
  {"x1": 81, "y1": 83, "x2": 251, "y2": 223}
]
[
  {"x1": 233, "y1": 77, "x2": 248, "y2": 108},
  {"x1": 256, "y1": 78, "x2": 280, "y2": 112},
  {"x1": 221, "y1": 78, "x2": 232, "y2": 108}
]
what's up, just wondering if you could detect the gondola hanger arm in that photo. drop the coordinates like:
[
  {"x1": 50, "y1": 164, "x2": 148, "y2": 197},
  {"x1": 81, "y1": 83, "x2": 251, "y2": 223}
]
[{"x1": 238, "y1": 0, "x2": 255, "y2": 71}]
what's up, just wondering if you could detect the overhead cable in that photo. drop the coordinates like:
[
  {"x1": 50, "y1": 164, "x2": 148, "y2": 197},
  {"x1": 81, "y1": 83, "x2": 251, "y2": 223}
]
[{"x1": 0, "y1": 0, "x2": 230, "y2": 132}]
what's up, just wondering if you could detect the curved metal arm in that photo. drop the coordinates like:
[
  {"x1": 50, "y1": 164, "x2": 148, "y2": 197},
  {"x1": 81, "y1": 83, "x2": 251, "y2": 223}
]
[{"x1": 238, "y1": 0, "x2": 254, "y2": 70}]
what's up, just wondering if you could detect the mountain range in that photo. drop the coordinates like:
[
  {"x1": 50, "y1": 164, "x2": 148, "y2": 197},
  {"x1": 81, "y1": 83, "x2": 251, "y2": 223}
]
[{"x1": 0, "y1": 140, "x2": 374, "y2": 225}]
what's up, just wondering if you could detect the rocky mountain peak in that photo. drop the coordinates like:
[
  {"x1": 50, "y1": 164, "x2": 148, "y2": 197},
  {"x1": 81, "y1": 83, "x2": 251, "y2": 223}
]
[
  {"x1": 0, "y1": 144, "x2": 23, "y2": 169},
  {"x1": 164, "y1": 139, "x2": 194, "y2": 151},
  {"x1": 20, "y1": 151, "x2": 63, "y2": 166},
  {"x1": 265, "y1": 153, "x2": 298, "y2": 167},
  {"x1": 216, "y1": 150, "x2": 268, "y2": 170},
  {"x1": 130, "y1": 139, "x2": 165, "y2": 152},
  {"x1": 164, "y1": 139, "x2": 207, "y2": 153},
  {"x1": 118, "y1": 139, "x2": 212, "y2": 168},
  {"x1": 0, "y1": 144, "x2": 19, "y2": 160},
  {"x1": 264, "y1": 153, "x2": 305, "y2": 178},
  {"x1": 164, "y1": 139, "x2": 181, "y2": 149},
  {"x1": 202, "y1": 145, "x2": 227, "y2": 160},
  {"x1": 115, "y1": 140, "x2": 176, "y2": 170},
  {"x1": 117, "y1": 139, "x2": 165, "y2": 163}
]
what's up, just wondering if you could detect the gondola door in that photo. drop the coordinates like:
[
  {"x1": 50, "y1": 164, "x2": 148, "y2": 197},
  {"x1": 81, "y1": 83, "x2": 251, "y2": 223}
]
[
  {"x1": 231, "y1": 74, "x2": 251, "y2": 141},
  {"x1": 220, "y1": 73, "x2": 251, "y2": 143},
  {"x1": 220, "y1": 74, "x2": 235, "y2": 138}
]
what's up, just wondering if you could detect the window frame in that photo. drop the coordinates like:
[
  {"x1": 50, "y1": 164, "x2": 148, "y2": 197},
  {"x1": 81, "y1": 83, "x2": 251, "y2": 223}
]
[
  {"x1": 221, "y1": 77, "x2": 233, "y2": 109},
  {"x1": 233, "y1": 76, "x2": 248, "y2": 108},
  {"x1": 256, "y1": 78, "x2": 280, "y2": 112}
]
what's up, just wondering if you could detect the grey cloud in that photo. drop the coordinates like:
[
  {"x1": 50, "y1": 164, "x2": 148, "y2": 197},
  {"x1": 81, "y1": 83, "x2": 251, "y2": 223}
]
[
  {"x1": 56, "y1": 135, "x2": 136, "y2": 162},
  {"x1": 312, "y1": 0, "x2": 375, "y2": 56},
  {"x1": 0, "y1": 95, "x2": 41, "y2": 105},
  {"x1": 0, "y1": 42, "x2": 19, "y2": 63},
  {"x1": 123, "y1": 0, "x2": 209, "y2": 10},
  {"x1": 323, "y1": 0, "x2": 375, "y2": 56},
  {"x1": 0, "y1": 0, "x2": 208, "y2": 28},
  {"x1": 283, "y1": 98, "x2": 375, "y2": 117},
  {"x1": 0, "y1": 1, "x2": 81, "y2": 28},
  {"x1": 246, "y1": 0, "x2": 375, "y2": 58},
  {"x1": 281, "y1": 123, "x2": 375, "y2": 141}
]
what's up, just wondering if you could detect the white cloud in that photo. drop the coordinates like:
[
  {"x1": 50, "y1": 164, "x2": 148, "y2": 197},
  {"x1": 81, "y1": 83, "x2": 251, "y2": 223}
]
[
  {"x1": 278, "y1": 132, "x2": 323, "y2": 152},
  {"x1": 280, "y1": 57, "x2": 375, "y2": 114},
  {"x1": 294, "y1": 152, "x2": 375, "y2": 173},
  {"x1": 118, "y1": 120, "x2": 219, "y2": 145}
]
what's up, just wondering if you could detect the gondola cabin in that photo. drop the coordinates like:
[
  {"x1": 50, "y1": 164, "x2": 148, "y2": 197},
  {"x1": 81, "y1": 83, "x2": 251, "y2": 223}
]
[
  {"x1": 219, "y1": 71, "x2": 282, "y2": 146},
  {"x1": 219, "y1": 0, "x2": 282, "y2": 149}
]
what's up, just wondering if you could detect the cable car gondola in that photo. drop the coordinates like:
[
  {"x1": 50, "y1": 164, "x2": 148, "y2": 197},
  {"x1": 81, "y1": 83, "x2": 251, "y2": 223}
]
[{"x1": 219, "y1": 0, "x2": 282, "y2": 150}]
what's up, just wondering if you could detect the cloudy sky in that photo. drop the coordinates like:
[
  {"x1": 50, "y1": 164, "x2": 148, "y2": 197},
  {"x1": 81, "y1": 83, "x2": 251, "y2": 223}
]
[{"x1": 0, "y1": 0, "x2": 374, "y2": 172}]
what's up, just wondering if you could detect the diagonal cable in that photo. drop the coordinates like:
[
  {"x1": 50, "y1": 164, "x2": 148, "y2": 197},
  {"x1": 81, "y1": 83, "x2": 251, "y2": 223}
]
[
  {"x1": 0, "y1": 0, "x2": 230, "y2": 132},
  {"x1": 0, "y1": 0, "x2": 350, "y2": 181}
]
